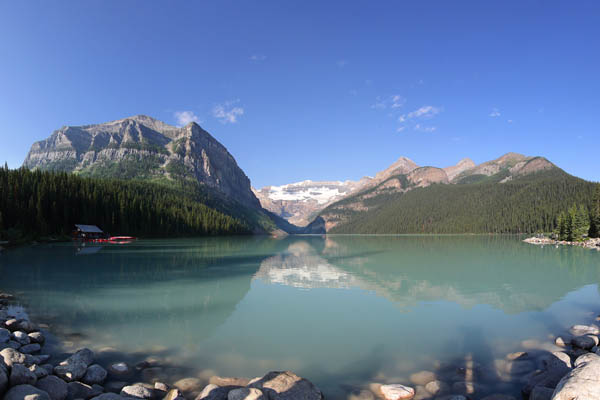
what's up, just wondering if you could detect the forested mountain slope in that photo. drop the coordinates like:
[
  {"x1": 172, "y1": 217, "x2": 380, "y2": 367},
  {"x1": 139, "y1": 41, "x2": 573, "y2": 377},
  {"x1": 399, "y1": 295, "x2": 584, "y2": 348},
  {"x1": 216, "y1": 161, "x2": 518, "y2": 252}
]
[
  {"x1": 0, "y1": 167, "x2": 253, "y2": 241},
  {"x1": 316, "y1": 166, "x2": 597, "y2": 234}
]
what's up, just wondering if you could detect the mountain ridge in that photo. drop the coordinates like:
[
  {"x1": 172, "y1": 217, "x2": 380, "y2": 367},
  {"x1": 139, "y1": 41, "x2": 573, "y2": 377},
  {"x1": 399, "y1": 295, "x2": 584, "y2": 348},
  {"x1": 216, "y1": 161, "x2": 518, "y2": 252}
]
[
  {"x1": 23, "y1": 115, "x2": 261, "y2": 209},
  {"x1": 255, "y1": 152, "x2": 558, "y2": 228}
]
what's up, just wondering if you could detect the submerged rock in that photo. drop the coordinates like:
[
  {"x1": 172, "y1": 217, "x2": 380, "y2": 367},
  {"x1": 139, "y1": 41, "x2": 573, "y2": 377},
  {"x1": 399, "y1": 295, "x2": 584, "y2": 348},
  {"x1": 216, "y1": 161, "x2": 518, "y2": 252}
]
[
  {"x1": 120, "y1": 384, "x2": 154, "y2": 399},
  {"x1": 174, "y1": 377, "x2": 203, "y2": 394},
  {"x1": 408, "y1": 371, "x2": 435, "y2": 386},
  {"x1": 347, "y1": 389, "x2": 375, "y2": 400},
  {"x1": 107, "y1": 362, "x2": 131, "y2": 377},
  {"x1": 552, "y1": 352, "x2": 600, "y2": 399},
  {"x1": 424, "y1": 380, "x2": 448, "y2": 395},
  {"x1": 209, "y1": 376, "x2": 251, "y2": 387},
  {"x1": 379, "y1": 384, "x2": 415, "y2": 400},
  {"x1": 248, "y1": 371, "x2": 324, "y2": 400},
  {"x1": 82, "y1": 364, "x2": 108, "y2": 385},
  {"x1": 522, "y1": 351, "x2": 571, "y2": 395}
]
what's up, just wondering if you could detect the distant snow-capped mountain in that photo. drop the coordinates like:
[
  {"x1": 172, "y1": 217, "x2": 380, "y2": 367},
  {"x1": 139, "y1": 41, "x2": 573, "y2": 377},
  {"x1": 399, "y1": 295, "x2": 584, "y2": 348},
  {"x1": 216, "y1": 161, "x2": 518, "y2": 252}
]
[{"x1": 253, "y1": 179, "x2": 371, "y2": 226}]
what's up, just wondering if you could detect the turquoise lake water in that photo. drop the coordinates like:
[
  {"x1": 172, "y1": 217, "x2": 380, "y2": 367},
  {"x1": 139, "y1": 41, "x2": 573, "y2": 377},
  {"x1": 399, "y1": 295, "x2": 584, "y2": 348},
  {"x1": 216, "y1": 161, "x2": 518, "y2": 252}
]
[{"x1": 1, "y1": 235, "x2": 599, "y2": 399}]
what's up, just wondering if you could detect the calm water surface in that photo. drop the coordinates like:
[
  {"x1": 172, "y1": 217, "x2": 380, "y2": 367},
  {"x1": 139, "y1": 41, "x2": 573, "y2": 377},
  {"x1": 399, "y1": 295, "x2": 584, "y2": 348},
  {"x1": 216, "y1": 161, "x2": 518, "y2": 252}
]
[{"x1": 1, "y1": 235, "x2": 599, "y2": 399}]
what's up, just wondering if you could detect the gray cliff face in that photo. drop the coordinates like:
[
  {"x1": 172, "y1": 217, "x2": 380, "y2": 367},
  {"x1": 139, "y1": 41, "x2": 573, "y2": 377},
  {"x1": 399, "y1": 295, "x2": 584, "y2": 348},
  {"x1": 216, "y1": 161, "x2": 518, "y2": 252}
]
[{"x1": 23, "y1": 115, "x2": 260, "y2": 209}]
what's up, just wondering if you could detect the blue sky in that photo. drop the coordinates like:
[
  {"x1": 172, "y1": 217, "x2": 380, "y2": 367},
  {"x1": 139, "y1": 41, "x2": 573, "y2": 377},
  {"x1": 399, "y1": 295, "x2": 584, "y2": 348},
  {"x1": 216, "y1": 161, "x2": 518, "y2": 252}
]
[{"x1": 0, "y1": 1, "x2": 598, "y2": 187}]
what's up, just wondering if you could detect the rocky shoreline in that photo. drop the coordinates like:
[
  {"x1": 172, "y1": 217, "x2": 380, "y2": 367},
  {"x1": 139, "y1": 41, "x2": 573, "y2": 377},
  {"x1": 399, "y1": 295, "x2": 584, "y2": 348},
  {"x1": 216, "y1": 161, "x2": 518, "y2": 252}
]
[
  {"x1": 2, "y1": 292, "x2": 600, "y2": 400},
  {"x1": 523, "y1": 236, "x2": 600, "y2": 250}
]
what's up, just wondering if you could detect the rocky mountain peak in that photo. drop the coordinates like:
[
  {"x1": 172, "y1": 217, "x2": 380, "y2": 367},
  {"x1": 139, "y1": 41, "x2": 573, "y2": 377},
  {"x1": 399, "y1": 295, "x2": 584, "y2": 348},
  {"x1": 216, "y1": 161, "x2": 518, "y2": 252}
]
[
  {"x1": 374, "y1": 156, "x2": 418, "y2": 182},
  {"x1": 444, "y1": 158, "x2": 476, "y2": 181},
  {"x1": 23, "y1": 115, "x2": 261, "y2": 209}
]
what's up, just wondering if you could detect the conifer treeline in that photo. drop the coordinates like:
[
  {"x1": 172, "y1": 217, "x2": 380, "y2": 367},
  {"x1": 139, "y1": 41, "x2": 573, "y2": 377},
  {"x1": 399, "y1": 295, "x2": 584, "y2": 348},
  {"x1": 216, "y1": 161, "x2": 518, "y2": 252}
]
[
  {"x1": 0, "y1": 167, "x2": 250, "y2": 240},
  {"x1": 328, "y1": 170, "x2": 599, "y2": 234},
  {"x1": 557, "y1": 185, "x2": 600, "y2": 240}
]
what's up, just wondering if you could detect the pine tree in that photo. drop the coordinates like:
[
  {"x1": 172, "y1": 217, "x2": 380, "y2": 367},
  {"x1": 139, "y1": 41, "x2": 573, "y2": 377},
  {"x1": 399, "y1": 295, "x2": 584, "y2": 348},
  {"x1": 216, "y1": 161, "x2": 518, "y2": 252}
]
[
  {"x1": 589, "y1": 185, "x2": 600, "y2": 238},
  {"x1": 574, "y1": 204, "x2": 589, "y2": 240}
]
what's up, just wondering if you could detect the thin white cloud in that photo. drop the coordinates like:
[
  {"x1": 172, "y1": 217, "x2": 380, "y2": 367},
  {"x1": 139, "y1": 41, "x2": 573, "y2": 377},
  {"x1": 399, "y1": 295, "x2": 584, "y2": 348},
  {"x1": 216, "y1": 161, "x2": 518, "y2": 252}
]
[
  {"x1": 390, "y1": 95, "x2": 405, "y2": 109},
  {"x1": 174, "y1": 111, "x2": 200, "y2": 127},
  {"x1": 414, "y1": 124, "x2": 436, "y2": 132},
  {"x1": 396, "y1": 126, "x2": 406, "y2": 133},
  {"x1": 213, "y1": 100, "x2": 244, "y2": 124},
  {"x1": 250, "y1": 54, "x2": 266, "y2": 62},
  {"x1": 371, "y1": 94, "x2": 406, "y2": 110},
  {"x1": 406, "y1": 105, "x2": 441, "y2": 119},
  {"x1": 396, "y1": 105, "x2": 442, "y2": 133},
  {"x1": 507, "y1": 119, "x2": 513, "y2": 123},
  {"x1": 337, "y1": 59, "x2": 348, "y2": 67},
  {"x1": 489, "y1": 108, "x2": 501, "y2": 117}
]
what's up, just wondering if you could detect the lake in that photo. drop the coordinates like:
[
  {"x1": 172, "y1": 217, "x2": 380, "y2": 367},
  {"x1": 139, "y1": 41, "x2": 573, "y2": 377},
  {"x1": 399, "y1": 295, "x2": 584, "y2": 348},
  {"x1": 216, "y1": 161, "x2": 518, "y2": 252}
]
[{"x1": 1, "y1": 235, "x2": 599, "y2": 399}]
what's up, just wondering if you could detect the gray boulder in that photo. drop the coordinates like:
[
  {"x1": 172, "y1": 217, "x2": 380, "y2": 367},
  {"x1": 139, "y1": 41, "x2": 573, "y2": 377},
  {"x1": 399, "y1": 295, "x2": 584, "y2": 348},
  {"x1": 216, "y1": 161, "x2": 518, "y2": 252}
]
[
  {"x1": 10, "y1": 363, "x2": 38, "y2": 386},
  {"x1": 522, "y1": 351, "x2": 572, "y2": 395},
  {"x1": 571, "y1": 335, "x2": 597, "y2": 350},
  {"x1": 227, "y1": 388, "x2": 265, "y2": 400},
  {"x1": 28, "y1": 332, "x2": 45, "y2": 344},
  {"x1": 90, "y1": 394, "x2": 124, "y2": 400},
  {"x1": 552, "y1": 352, "x2": 600, "y2": 399},
  {"x1": 196, "y1": 384, "x2": 229, "y2": 400},
  {"x1": 67, "y1": 381, "x2": 102, "y2": 399},
  {"x1": 120, "y1": 384, "x2": 154, "y2": 399},
  {"x1": 164, "y1": 388, "x2": 185, "y2": 400},
  {"x1": 18, "y1": 320, "x2": 37, "y2": 333},
  {"x1": 6, "y1": 340, "x2": 21, "y2": 349},
  {"x1": 529, "y1": 386, "x2": 554, "y2": 400},
  {"x1": 36, "y1": 375, "x2": 69, "y2": 400},
  {"x1": 0, "y1": 327, "x2": 10, "y2": 343},
  {"x1": 13, "y1": 330, "x2": 31, "y2": 345},
  {"x1": 54, "y1": 348, "x2": 95, "y2": 382},
  {"x1": 40, "y1": 364, "x2": 55, "y2": 375},
  {"x1": 4, "y1": 319, "x2": 20, "y2": 332},
  {"x1": 30, "y1": 364, "x2": 49, "y2": 379},
  {"x1": 1, "y1": 367, "x2": 8, "y2": 396},
  {"x1": 32, "y1": 355, "x2": 51, "y2": 365},
  {"x1": 4, "y1": 384, "x2": 51, "y2": 400},
  {"x1": 1, "y1": 347, "x2": 34, "y2": 367},
  {"x1": 21, "y1": 343, "x2": 42, "y2": 354},
  {"x1": 82, "y1": 364, "x2": 107, "y2": 385},
  {"x1": 104, "y1": 381, "x2": 128, "y2": 394},
  {"x1": 248, "y1": 371, "x2": 324, "y2": 400},
  {"x1": 570, "y1": 324, "x2": 600, "y2": 336}
]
